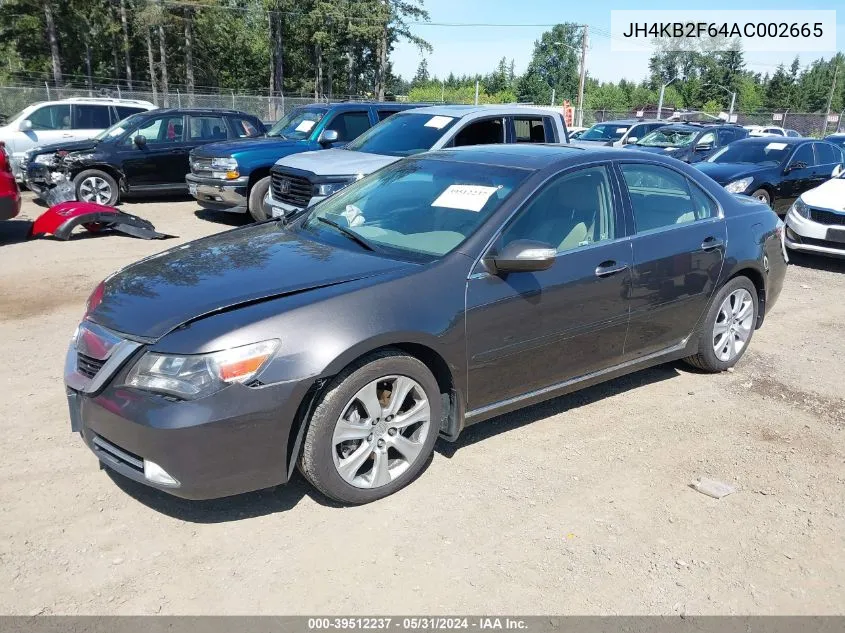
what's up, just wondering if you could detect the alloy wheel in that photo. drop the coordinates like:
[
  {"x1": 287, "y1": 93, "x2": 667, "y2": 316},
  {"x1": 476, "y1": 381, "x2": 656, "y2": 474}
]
[
  {"x1": 79, "y1": 176, "x2": 113, "y2": 205},
  {"x1": 712, "y1": 288, "x2": 754, "y2": 362},
  {"x1": 331, "y1": 375, "x2": 431, "y2": 489}
]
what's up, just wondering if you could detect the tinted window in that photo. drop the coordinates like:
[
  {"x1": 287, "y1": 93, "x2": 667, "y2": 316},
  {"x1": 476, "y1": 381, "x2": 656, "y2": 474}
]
[
  {"x1": 189, "y1": 116, "x2": 228, "y2": 141},
  {"x1": 230, "y1": 117, "x2": 260, "y2": 137},
  {"x1": 718, "y1": 129, "x2": 736, "y2": 145},
  {"x1": 814, "y1": 142, "x2": 839, "y2": 165},
  {"x1": 621, "y1": 164, "x2": 717, "y2": 232},
  {"x1": 115, "y1": 106, "x2": 148, "y2": 121},
  {"x1": 73, "y1": 105, "x2": 111, "y2": 129},
  {"x1": 454, "y1": 117, "x2": 505, "y2": 146},
  {"x1": 267, "y1": 107, "x2": 326, "y2": 140},
  {"x1": 28, "y1": 104, "x2": 71, "y2": 130},
  {"x1": 126, "y1": 115, "x2": 184, "y2": 144},
  {"x1": 302, "y1": 158, "x2": 529, "y2": 260},
  {"x1": 513, "y1": 117, "x2": 549, "y2": 143},
  {"x1": 502, "y1": 166, "x2": 616, "y2": 252},
  {"x1": 377, "y1": 109, "x2": 402, "y2": 121},
  {"x1": 709, "y1": 140, "x2": 792, "y2": 166},
  {"x1": 790, "y1": 144, "x2": 815, "y2": 167},
  {"x1": 326, "y1": 111, "x2": 371, "y2": 142},
  {"x1": 346, "y1": 113, "x2": 458, "y2": 157}
]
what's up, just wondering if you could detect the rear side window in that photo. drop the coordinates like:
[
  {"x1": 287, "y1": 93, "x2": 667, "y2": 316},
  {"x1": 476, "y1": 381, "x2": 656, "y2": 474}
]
[
  {"x1": 513, "y1": 117, "x2": 549, "y2": 143},
  {"x1": 377, "y1": 109, "x2": 402, "y2": 122},
  {"x1": 718, "y1": 129, "x2": 736, "y2": 145},
  {"x1": 814, "y1": 142, "x2": 839, "y2": 165},
  {"x1": 454, "y1": 117, "x2": 505, "y2": 146},
  {"x1": 73, "y1": 105, "x2": 111, "y2": 129},
  {"x1": 230, "y1": 117, "x2": 261, "y2": 137},
  {"x1": 28, "y1": 104, "x2": 71, "y2": 130},
  {"x1": 326, "y1": 111, "x2": 371, "y2": 142},
  {"x1": 620, "y1": 163, "x2": 717, "y2": 232},
  {"x1": 189, "y1": 116, "x2": 228, "y2": 141},
  {"x1": 115, "y1": 106, "x2": 148, "y2": 121}
]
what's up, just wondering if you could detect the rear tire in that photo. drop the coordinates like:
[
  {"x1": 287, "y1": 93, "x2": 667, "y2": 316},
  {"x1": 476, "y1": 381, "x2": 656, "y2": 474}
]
[
  {"x1": 248, "y1": 176, "x2": 271, "y2": 222},
  {"x1": 684, "y1": 276, "x2": 758, "y2": 373},
  {"x1": 74, "y1": 169, "x2": 119, "y2": 206},
  {"x1": 299, "y1": 350, "x2": 441, "y2": 504},
  {"x1": 750, "y1": 188, "x2": 771, "y2": 206}
]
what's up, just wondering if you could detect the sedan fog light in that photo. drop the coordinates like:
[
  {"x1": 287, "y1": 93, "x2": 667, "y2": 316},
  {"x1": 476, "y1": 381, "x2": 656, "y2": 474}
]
[{"x1": 144, "y1": 459, "x2": 180, "y2": 487}]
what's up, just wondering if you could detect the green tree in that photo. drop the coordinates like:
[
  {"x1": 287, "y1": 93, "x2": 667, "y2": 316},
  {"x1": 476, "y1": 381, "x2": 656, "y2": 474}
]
[{"x1": 517, "y1": 23, "x2": 582, "y2": 104}]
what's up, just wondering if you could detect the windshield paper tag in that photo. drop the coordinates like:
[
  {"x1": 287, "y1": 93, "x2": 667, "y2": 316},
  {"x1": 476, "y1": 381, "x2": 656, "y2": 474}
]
[
  {"x1": 432, "y1": 185, "x2": 499, "y2": 212},
  {"x1": 295, "y1": 120, "x2": 315, "y2": 132},
  {"x1": 424, "y1": 116, "x2": 453, "y2": 129},
  {"x1": 766, "y1": 142, "x2": 788, "y2": 151},
  {"x1": 616, "y1": 127, "x2": 629, "y2": 133}
]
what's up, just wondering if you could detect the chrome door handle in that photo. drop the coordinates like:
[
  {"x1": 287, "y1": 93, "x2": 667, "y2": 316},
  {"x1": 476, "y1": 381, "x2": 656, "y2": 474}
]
[
  {"x1": 701, "y1": 237, "x2": 725, "y2": 251},
  {"x1": 595, "y1": 261, "x2": 629, "y2": 277}
]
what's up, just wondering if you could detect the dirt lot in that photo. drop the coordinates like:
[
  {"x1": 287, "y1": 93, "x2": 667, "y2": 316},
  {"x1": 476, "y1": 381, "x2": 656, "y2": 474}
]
[{"x1": 0, "y1": 193, "x2": 843, "y2": 615}]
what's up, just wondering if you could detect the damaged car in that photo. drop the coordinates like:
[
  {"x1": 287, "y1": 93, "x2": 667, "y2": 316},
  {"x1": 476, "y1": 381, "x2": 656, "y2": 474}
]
[{"x1": 25, "y1": 108, "x2": 265, "y2": 206}]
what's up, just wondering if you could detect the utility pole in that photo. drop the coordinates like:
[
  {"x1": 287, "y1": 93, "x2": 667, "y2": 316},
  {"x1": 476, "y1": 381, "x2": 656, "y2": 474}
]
[
  {"x1": 822, "y1": 59, "x2": 840, "y2": 137},
  {"x1": 576, "y1": 25, "x2": 588, "y2": 127}
]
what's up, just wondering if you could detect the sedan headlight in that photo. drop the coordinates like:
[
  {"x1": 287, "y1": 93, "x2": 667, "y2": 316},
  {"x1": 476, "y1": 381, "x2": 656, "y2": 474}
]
[
  {"x1": 211, "y1": 157, "x2": 239, "y2": 179},
  {"x1": 315, "y1": 179, "x2": 355, "y2": 197},
  {"x1": 123, "y1": 339, "x2": 279, "y2": 399},
  {"x1": 66, "y1": 152, "x2": 97, "y2": 163},
  {"x1": 724, "y1": 177, "x2": 753, "y2": 194},
  {"x1": 790, "y1": 197, "x2": 811, "y2": 219},
  {"x1": 32, "y1": 153, "x2": 54, "y2": 165}
]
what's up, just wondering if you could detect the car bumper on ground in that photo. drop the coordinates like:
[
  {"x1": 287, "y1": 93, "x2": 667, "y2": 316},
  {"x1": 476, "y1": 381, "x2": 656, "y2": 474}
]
[
  {"x1": 785, "y1": 208, "x2": 845, "y2": 258},
  {"x1": 65, "y1": 340, "x2": 312, "y2": 500},
  {"x1": 185, "y1": 174, "x2": 249, "y2": 214}
]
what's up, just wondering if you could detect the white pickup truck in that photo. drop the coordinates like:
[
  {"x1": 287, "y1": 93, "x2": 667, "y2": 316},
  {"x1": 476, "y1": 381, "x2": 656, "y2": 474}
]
[{"x1": 265, "y1": 104, "x2": 570, "y2": 217}]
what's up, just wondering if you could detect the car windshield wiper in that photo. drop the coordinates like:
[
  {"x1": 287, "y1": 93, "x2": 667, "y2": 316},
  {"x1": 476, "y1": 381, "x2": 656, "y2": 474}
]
[{"x1": 315, "y1": 216, "x2": 379, "y2": 252}]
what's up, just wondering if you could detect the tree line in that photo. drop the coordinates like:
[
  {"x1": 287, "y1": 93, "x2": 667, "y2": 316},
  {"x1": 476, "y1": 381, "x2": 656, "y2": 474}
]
[{"x1": 1, "y1": 8, "x2": 842, "y2": 116}]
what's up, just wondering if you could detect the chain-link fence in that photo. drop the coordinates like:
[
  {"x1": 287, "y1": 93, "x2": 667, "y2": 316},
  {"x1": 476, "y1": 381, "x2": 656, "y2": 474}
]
[{"x1": 587, "y1": 109, "x2": 844, "y2": 137}]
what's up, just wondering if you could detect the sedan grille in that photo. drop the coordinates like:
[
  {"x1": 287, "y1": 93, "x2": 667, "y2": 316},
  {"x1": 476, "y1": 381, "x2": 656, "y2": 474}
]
[
  {"x1": 77, "y1": 352, "x2": 105, "y2": 379},
  {"x1": 809, "y1": 208, "x2": 845, "y2": 227},
  {"x1": 271, "y1": 171, "x2": 312, "y2": 208}
]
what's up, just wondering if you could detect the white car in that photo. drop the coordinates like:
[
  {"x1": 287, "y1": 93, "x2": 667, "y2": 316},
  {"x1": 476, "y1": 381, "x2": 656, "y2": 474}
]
[
  {"x1": 784, "y1": 166, "x2": 845, "y2": 258},
  {"x1": 744, "y1": 125, "x2": 789, "y2": 137},
  {"x1": 0, "y1": 97, "x2": 156, "y2": 180}
]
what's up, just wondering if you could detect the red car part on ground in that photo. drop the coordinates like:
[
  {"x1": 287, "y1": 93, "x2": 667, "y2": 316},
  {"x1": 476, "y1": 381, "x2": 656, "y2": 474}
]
[
  {"x1": 29, "y1": 201, "x2": 176, "y2": 241},
  {"x1": 0, "y1": 141, "x2": 21, "y2": 221}
]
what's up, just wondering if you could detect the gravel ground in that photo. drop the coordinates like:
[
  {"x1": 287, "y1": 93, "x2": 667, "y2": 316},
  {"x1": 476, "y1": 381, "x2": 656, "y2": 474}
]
[{"x1": 0, "y1": 193, "x2": 843, "y2": 615}]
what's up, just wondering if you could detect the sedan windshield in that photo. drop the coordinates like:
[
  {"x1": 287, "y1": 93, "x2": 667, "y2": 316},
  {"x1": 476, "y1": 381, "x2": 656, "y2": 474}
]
[
  {"x1": 708, "y1": 141, "x2": 791, "y2": 166},
  {"x1": 636, "y1": 128, "x2": 697, "y2": 148},
  {"x1": 267, "y1": 108, "x2": 326, "y2": 140},
  {"x1": 580, "y1": 124, "x2": 629, "y2": 141},
  {"x1": 94, "y1": 113, "x2": 147, "y2": 140},
  {"x1": 344, "y1": 113, "x2": 458, "y2": 157},
  {"x1": 299, "y1": 157, "x2": 529, "y2": 260}
]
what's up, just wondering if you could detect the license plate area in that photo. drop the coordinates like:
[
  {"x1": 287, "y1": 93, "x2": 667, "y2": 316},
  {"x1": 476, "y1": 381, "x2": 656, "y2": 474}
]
[
  {"x1": 826, "y1": 228, "x2": 845, "y2": 244},
  {"x1": 188, "y1": 183, "x2": 198, "y2": 196}
]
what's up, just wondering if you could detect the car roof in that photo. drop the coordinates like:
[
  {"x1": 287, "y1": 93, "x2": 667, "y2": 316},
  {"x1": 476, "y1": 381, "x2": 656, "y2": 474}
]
[
  {"x1": 142, "y1": 108, "x2": 259, "y2": 116},
  {"x1": 292, "y1": 101, "x2": 429, "y2": 111},
  {"x1": 592, "y1": 119, "x2": 643, "y2": 125},
  {"x1": 399, "y1": 104, "x2": 563, "y2": 118},
  {"x1": 733, "y1": 136, "x2": 810, "y2": 146}
]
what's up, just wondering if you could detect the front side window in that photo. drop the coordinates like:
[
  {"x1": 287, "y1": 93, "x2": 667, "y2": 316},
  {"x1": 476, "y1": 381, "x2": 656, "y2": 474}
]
[
  {"x1": 501, "y1": 166, "x2": 616, "y2": 253},
  {"x1": 345, "y1": 112, "x2": 459, "y2": 157},
  {"x1": 513, "y1": 117, "x2": 549, "y2": 143},
  {"x1": 267, "y1": 107, "x2": 326, "y2": 140},
  {"x1": 28, "y1": 104, "x2": 71, "y2": 130},
  {"x1": 189, "y1": 116, "x2": 228, "y2": 141},
  {"x1": 300, "y1": 158, "x2": 530, "y2": 260},
  {"x1": 231, "y1": 117, "x2": 260, "y2": 137},
  {"x1": 73, "y1": 105, "x2": 111, "y2": 129},
  {"x1": 125, "y1": 116, "x2": 184, "y2": 144},
  {"x1": 789, "y1": 144, "x2": 816, "y2": 168},
  {"x1": 376, "y1": 109, "x2": 402, "y2": 122},
  {"x1": 620, "y1": 163, "x2": 717, "y2": 232},
  {"x1": 326, "y1": 111, "x2": 371, "y2": 142},
  {"x1": 717, "y1": 129, "x2": 736, "y2": 145}
]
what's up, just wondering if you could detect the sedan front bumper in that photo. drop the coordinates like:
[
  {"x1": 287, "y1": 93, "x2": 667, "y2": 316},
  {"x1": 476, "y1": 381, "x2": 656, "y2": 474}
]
[
  {"x1": 785, "y1": 208, "x2": 845, "y2": 258},
  {"x1": 185, "y1": 174, "x2": 249, "y2": 214}
]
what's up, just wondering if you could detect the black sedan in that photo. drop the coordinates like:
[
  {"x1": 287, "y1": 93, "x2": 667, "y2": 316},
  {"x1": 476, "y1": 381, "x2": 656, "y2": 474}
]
[
  {"x1": 695, "y1": 137, "x2": 845, "y2": 214},
  {"x1": 65, "y1": 145, "x2": 787, "y2": 504}
]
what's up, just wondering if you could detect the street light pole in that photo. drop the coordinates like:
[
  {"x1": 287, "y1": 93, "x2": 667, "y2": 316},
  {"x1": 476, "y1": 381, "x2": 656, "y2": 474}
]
[
  {"x1": 576, "y1": 25, "x2": 588, "y2": 127},
  {"x1": 656, "y1": 77, "x2": 677, "y2": 120}
]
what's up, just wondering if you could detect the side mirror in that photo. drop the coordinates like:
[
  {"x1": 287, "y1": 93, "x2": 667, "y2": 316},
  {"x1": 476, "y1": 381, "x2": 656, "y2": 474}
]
[
  {"x1": 318, "y1": 129, "x2": 339, "y2": 145},
  {"x1": 134, "y1": 134, "x2": 147, "y2": 148},
  {"x1": 784, "y1": 160, "x2": 807, "y2": 174},
  {"x1": 831, "y1": 164, "x2": 843, "y2": 178},
  {"x1": 625, "y1": 136, "x2": 638, "y2": 144},
  {"x1": 485, "y1": 240, "x2": 556, "y2": 275},
  {"x1": 19, "y1": 119, "x2": 32, "y2": 132}
]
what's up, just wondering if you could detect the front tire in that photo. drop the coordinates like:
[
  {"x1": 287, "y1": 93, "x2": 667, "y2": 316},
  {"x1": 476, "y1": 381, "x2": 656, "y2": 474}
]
[
  {"x1": 685, "y1": 276, "x2": 758, "y2": 372},
  {"x1": 750, "y1": 188, "x2": 771, "y2": 206},
  {"x1": 299, "y1": 350, "x2": 441, "y2": 504},
  {"x1": 248, "y1": 176, "x2": 271, "y2": 222},
  {"x1": 74, "y1": 169, "x2": 119, "y2": 206}
]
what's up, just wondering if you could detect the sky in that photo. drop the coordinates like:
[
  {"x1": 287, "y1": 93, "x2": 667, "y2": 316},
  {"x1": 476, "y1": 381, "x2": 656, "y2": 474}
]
[{"x1": 392, "y1": 0, "x2": 844, "y2": 87}]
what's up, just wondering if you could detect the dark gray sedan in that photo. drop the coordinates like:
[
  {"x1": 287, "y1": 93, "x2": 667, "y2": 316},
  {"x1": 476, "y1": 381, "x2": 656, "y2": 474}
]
[{"x1": 65, "y1": 144, "x2": 787, "y2": 504}]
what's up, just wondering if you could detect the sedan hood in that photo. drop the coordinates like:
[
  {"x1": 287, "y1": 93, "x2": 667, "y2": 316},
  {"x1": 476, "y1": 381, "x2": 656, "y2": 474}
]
[
  {"x1": 801, "y1": 176, "x2": 845, "y2": 211},
  {"x1": 88, "y1": 222, "x2": 413, "y2": 339},
  {"x1": 277, "y1": 148, "x2": 399, "y2": 177},
  {"x1": 694, "y1": 162, "x2": 770, "y2": 185},
  {"x1": 192, "y1": 136, "x2": 309, "y2": 158},
  {"x1": 29, "y1": 138, "x2": 99, "y2": 156}
]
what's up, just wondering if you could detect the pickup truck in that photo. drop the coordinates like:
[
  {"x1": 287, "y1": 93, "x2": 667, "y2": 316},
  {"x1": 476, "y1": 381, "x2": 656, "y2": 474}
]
[
  {"x1": 265, "y1": 104, "x2": 570, "y2": 218},
  {"x1": 186, "y1": 101, "x2": 425, "y2": 221}
]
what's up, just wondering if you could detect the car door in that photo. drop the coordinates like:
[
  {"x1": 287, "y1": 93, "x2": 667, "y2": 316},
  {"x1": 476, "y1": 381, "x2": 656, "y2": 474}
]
[
  {"x1": 117, "y1": 114, "x2": 188, "y2": 188},
  {"x1": 464, "y1": 163, "x2": 632, "y2": 411},
  {"x1": 618, "y1": 162, "x2": 726, "y2": 359},
  {"x1": 776, "y1": 143, "x2": 816, "y2": 214},
  {"x1": 17, "y1": 104, "x2": 74, "y2": 152},
  {"x1": 321, "y1": 110, "x2": 373, "y2": 146},
  {"x1": 71, "y1": 104, "x2": 112, "y2": 140},
  {"x1": 812, "y1": 142, "x2": 844, "y2": 185}
]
